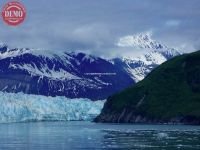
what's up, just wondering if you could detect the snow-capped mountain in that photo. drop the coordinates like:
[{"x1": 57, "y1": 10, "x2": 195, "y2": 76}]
[
  {"x1": 0, "y1": 33, "x2": 181, "y2": 99},
  {"x1": 0, "y1": 47, "x2": 133, "y2": 100},
  {"x1": 114, "y1": 32, "x2": 181, "y2": 82},
  {"x1": 117, "y1": 32, "x2": 165, "y2": 49}
]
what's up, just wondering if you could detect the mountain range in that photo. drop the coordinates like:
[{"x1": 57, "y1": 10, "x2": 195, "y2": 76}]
[{"x1": 0, "y1": 33, "x2": 180, "y2": 100}]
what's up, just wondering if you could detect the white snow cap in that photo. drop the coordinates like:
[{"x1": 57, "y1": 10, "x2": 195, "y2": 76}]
[
  {"x1": 0, "y1": 42, "x2": 7, "y2": 48},
  {"x1": 116, "y1": 31, "x2": 165, "y2": 49}
]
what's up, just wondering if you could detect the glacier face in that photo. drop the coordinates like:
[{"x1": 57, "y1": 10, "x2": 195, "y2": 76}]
[{"x1": 0, "y1": 92, "x2": 105, "y2": 123}]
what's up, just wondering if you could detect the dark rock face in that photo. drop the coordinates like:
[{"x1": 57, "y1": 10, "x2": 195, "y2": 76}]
[{"x1": 95, "y1": 50, "x2": 200, "y2": 125}]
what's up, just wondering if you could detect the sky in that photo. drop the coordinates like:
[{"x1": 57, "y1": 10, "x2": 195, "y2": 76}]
[{"x1": 0, "y1": 0, "x2": 200, "y2": 58}]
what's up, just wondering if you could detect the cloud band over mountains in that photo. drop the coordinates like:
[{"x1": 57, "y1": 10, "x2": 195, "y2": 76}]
[{"x1": 0, "y1": 0, "x2": 199, "y2": 58}]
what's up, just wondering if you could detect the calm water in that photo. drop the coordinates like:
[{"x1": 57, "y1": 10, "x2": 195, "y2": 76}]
[{"x1": 0, "y1": 122, "x2": 200, "y2": 150}]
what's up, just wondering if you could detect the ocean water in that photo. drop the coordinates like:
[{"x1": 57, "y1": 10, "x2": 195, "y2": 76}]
[{"x1": 0, "y1": 121, "x2": 200, "y2": 150}]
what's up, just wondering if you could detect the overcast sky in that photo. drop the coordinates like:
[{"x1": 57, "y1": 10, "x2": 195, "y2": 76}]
[{"x1": 0, "y1": 0, "x2": 200, "y2": 58}]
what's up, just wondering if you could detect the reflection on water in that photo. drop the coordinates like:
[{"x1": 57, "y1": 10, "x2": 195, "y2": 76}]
[{"x1": 0, "y1": 121, "x2": 199, "y2": 150}]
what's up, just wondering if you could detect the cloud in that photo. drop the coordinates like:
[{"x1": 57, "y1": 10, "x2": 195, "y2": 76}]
[
  {"x1": 193, "y1": 37, "x2": 200, "y2": 50},
  {"x1": 0, "y1": 0, "x2": 199, "y2": 57},
  {"x1": 165, "y1": 20, "x2": 181, "y2": 27}
]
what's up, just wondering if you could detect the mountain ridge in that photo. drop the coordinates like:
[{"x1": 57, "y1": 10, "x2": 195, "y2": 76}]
[{"x1": 0, "y1": 33, "x2": 181, "y2": 99}]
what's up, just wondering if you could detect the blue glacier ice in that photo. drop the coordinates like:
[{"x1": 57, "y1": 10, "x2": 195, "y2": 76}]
[{"x1": 0, "y1": 92, "x2": 105, "y2": 123}]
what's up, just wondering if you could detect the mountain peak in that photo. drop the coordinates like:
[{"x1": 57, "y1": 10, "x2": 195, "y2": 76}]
[
  {"x1": 113, "y1": 32, "x2": 182, "y2": 82},
  {"x1": 0, "y1": 42, "x2": 8, "y2": 53},
  {"x1": 116, "y1": 32, "x2": 165, "y2": 50},
  {"x1": 0, "y1": 41, "x2": 6, "y2": 47},
  {"x1": 69, "y1": 51, "x2": 99, "y2": 63}
]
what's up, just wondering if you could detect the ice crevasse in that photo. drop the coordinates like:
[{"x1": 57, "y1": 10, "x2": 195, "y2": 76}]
[{"x1": 0, "y1": 92, "x2": 105, "y2": 123}]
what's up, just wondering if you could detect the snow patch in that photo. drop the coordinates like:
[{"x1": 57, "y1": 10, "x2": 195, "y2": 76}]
[
  {"x1": 9, "y1": 63, "x2": 80, "y2": 81},
  {"x1": 137, "y1": 51, "x2": 167, "y2": 65},
  {"x1": 116, "y1": 32, "x2": 165, "y2": 50}
]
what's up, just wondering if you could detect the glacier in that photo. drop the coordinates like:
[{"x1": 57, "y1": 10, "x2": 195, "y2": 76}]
[{"x1": 0, "y1": 92, "x2": 105, "y2": 123}]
